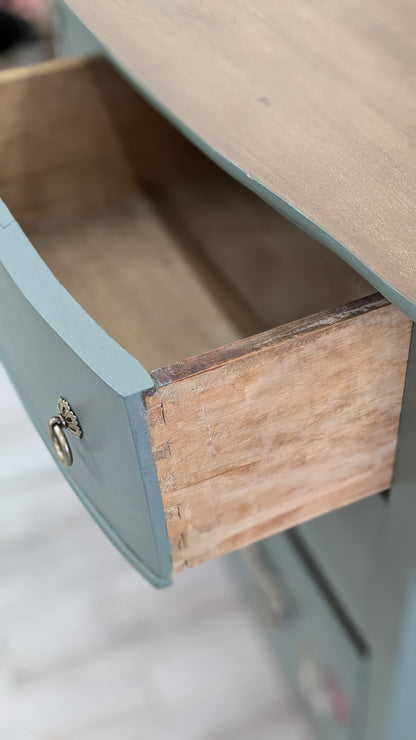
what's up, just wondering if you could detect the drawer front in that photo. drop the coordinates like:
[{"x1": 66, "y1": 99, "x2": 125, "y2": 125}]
[
  {"x1": 298, "y1": 495, "x2": 390, "y2": 641},
  {"x1": 0, "y1": 206, "x2": 171, "y2": 587},
  {"x1": 242, "y1": 535, "x2": 370, "y2": 740}
]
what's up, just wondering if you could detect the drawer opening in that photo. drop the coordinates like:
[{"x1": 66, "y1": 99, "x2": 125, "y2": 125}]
[{"x1": 0, "y1": 55, "x2": 373, "y2": 371}]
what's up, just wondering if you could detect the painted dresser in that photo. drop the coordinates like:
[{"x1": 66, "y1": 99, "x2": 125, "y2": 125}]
[{"x1": 1, "y1": 3, "x2": 416, "y2": 738}]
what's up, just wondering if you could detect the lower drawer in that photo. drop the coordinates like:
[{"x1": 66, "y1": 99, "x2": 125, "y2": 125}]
[
  {"x1": 241, "y1": 535, "x2": 370, "y2": 740},
  {"x1": 299, "y1": 495, "x2": 390, "y2": 641},
  {"x1": 0, "y1": 56, "x2": 411, "y2": 585}
]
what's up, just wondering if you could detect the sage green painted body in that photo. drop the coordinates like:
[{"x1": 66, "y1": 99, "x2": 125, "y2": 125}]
[
  {"x1": 0, "y1": 203, "x2": 171, "y2": 587},
  {"x1": 256, "y1": 534, "x2": 369, "y2": 740}
]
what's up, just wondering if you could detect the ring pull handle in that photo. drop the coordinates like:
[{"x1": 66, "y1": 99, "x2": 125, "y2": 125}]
[
  {"x1": 48, "y1": 398, "x2": 83, "y2": 467},
  {"x1": 48, "y1": 416, "x2": 73, "y2": 466}
]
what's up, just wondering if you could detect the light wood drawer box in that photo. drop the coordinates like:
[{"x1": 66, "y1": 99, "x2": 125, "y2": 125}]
[{"x1": 0, "y1": 57, "x2": 411, "y2": 586}]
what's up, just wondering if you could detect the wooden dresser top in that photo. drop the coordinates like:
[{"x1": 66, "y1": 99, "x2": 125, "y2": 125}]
[{"x1": 65, "y1": 0, "x2": 416, "y2": 318}]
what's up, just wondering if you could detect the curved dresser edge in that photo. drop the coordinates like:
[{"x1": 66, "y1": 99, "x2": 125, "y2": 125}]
[{"x1": 0, "y1": 205, "x2": 172, "y2": 588}]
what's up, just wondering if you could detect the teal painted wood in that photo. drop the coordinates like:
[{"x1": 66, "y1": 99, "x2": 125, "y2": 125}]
[
  {"x1": 256, "y1": 535, "x2": 369, "y2": 739},
  {"x1": 55, "y1": 0, "x2": 102, "y2": 57},
  {"x1": 0, "y1": 202, "x2": 172, "y2": 587}
]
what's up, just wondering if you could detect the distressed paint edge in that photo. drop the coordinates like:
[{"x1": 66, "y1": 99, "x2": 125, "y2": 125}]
[{"x1": 125, "y1": 390, "x2": 172, "y2": 585}]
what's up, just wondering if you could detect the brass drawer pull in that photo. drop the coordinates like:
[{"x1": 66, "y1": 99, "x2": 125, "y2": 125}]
[
  {"x1": 48, "y1": 398, "x2": 83, "y2": 467},
  {"x1": 48, "y1": 416, "x2": 73, "y2": 467}
]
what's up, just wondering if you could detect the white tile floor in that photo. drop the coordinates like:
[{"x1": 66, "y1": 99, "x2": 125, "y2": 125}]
[{"x1": 0, "y1": 365, "x2": 313, "y2": 739}]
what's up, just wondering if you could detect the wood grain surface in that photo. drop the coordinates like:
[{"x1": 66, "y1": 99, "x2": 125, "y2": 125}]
[
  {"x1": 145, "y1": 297, "x2": 412, "y2": 570},
  {"x1": 29, "y1": 172, "x2": 371, "y2": 371},
  {"x1": 3, "y1": 57, "x2": 371, "y2": 371},
  {"x1": 0, "y1": 56, "x2": 210, "y2": 223},
  {"x1": 64, "y1": 0, "x2": 416, "y2": 318}
]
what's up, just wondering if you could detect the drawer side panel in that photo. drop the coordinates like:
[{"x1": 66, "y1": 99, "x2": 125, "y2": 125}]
[{"x1": 145, "y1": 296, "x2": 411, "y2": 570}]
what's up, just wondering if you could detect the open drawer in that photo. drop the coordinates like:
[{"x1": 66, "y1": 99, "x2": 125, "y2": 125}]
[{"x1": 0, "y1": 57, "x2": 412, "y2": 586}]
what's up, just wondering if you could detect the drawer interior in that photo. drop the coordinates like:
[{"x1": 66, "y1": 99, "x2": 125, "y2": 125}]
[{"x1": 0, "y1": 56, "x2": 372, "y2": 371}]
